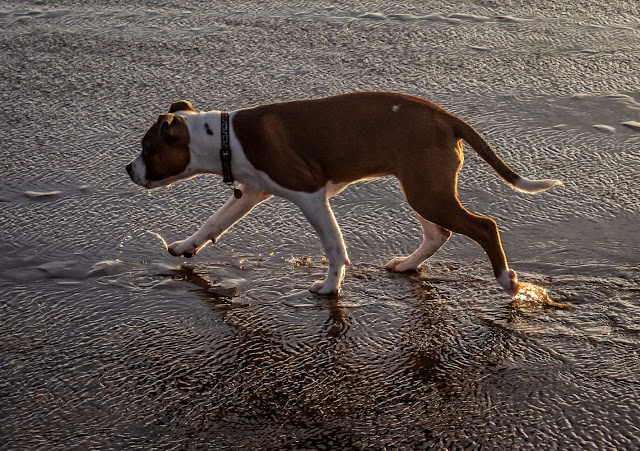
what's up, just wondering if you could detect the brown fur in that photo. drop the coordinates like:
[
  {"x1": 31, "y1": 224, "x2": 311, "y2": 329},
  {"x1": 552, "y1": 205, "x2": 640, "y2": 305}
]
[
  {"x1": 232, "y1": 92, "x2": 517, "y2": 279},
  {"x1": 141, "y1": 113, "x2": 191, "y2": 181},
  {"x1": 169, "y1": 100, "x2": 197, "y2": 113},
  {"x1": 231, "y1": 92, "x2": 517, "y2": 192}
]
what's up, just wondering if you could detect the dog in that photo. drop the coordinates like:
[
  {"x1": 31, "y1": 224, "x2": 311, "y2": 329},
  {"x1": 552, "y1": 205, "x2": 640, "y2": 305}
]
[{"x1": 126, "y1": 92, "x2": 562, "y2": 297}]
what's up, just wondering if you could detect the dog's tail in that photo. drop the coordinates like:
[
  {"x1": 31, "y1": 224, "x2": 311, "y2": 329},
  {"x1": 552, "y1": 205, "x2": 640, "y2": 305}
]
[{"x1": 455, "y1": 120, "x2": 563, "y2": 194}]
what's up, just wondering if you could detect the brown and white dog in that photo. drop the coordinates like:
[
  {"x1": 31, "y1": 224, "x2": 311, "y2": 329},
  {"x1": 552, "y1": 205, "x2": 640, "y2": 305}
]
[{"x1": 126, "y1": 92, "x2": 562, "y2": 297}]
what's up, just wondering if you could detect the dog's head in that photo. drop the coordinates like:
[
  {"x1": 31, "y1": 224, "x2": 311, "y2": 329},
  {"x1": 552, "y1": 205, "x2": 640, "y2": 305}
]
[{"x1": 126, "y1": 101, "x2": 198, "y2": 189}]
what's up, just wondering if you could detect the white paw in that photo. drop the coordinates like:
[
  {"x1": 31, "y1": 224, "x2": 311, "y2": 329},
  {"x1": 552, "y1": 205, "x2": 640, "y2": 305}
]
[
  {"x1": 497, "y1": 269, "x2": 520, "y2": 298},
  {"x1": 168, "y1": 239, "x2": 202, "y2": 258},
  {"x1": 385, "y1": 256, "x2": 418, "y2": 273},
  {"x1": 309, "y1": 279, "x2": 340, "y2": 295}
]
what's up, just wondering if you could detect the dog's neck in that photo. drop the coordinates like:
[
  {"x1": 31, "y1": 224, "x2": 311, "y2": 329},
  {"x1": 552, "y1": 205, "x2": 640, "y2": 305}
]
[{"x1": 179, "y1": 110, "x2": 232, "y2": 176}]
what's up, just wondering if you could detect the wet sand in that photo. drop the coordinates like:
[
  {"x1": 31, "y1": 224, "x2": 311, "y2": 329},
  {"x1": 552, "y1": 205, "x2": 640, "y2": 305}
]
[{"x1": 1, "y1": 1, "x2": 639, "y2": 449}]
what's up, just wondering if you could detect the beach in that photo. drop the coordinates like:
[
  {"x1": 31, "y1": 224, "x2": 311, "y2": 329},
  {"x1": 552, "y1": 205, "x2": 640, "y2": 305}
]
[{"x1": 1, "y1": 1, "x2": 639, "y2": 448}]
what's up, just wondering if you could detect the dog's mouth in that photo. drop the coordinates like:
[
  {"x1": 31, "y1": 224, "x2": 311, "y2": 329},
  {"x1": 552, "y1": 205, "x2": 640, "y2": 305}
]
[
  {"x1": 125, "y1": 169, "x2": 148, "y2": 189},
  {"x1": 126, "y1": 154, "x2": 198, "y2": 191},
  {"x1": 142, "y1": 180, "x2": 165, "y2": 190},
  {"x1": 125, "y1": 159, "x2": 157, "y2": 189}
]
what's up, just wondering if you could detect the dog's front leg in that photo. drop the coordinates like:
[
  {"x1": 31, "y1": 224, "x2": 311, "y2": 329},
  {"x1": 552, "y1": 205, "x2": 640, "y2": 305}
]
[
  {"x1": 168, "y1": 184, "x2": 272, "y2": 258},
  {"x1": 293, "y1": 192, "x2": 350, "y2": 295}
]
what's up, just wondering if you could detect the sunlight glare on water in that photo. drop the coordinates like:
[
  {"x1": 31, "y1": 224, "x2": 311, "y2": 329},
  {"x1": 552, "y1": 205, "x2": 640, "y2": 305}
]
[
  {"x1": 510, "y1": 282, "x2": 577, "y2": 312},
  {"x1": 146, "y1": 230, "x2": 169, "y2": 249}
]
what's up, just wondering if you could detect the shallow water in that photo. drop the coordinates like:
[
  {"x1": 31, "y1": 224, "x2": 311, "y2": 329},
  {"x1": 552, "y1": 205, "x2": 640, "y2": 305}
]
[{"x1": 1, "y1": 0, "x2": 639, "y2": 448}]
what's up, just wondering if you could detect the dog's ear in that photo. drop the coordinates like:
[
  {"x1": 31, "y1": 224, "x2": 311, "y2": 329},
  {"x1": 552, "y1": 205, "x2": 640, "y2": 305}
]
[
  {"x1": 157, "y1": 113, "x2": 188, "y2": 140},
  {"x1": 157, "y1": 113, "x2": 172, "y2": 127},
  {"x1": 169, "y1": 100, "x2": 196, "y2": 113}
]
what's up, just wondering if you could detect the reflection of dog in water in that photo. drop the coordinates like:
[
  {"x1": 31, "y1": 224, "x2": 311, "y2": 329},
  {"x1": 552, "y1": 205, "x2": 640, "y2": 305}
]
[
  {"x1": 164, "y1": 263, "x2": 350, "y2": 332},
  {"x1": 163, "y1": 264, "x2": 239, "y2": 301},
  {"x1": 127, "y1": 92, "x2": 562, "y2": 297}
]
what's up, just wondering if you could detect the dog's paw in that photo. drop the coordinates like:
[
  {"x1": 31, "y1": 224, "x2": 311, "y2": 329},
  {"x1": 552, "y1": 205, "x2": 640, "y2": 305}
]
[
  {"x1": 385, "y1": 256, "x2": 418, "y2": 273},
  {"x1": 497, "y1": 268, "x2": 520, "y2": 297},
  {"x1": 168, "y1": 240, "x2": 202, "y2": 258},
  {"x1": 309, "y1": 280, "x2": 340, "y2": 296}
]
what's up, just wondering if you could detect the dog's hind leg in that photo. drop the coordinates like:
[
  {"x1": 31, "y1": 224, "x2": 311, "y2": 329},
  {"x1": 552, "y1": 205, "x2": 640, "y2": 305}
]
[
  {"x1": 399, "y1": 170, "x2": 519, "y2": 297},
  {"x1": 386, "y1": 214, "x2": 451, "y2": 272}
]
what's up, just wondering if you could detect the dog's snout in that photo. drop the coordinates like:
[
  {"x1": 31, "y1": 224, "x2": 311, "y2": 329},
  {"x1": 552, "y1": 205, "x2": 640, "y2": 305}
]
[{"x1": 125, "y1": 162, "x2": 133, "y2": 177}]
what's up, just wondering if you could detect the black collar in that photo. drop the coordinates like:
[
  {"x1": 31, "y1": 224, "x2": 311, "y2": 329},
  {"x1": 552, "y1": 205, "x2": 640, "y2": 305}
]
[
  {"x1": 220, "y1": 112, "x2": 242, "y2": 198},
  {"x1": 220, "y1": 112, "x2": 233, "y2": 184}
]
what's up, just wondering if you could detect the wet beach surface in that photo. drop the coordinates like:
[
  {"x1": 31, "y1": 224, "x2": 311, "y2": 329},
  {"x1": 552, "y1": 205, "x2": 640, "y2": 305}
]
[{"x1": 1, "y1": 1, "x2": 639, "y2": 448}]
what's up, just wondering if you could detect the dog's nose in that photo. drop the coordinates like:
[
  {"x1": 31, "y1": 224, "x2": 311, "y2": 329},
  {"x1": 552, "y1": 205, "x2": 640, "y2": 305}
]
[{"x1": 125, "y1": 163, "x2": 133, "y2": 177}]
